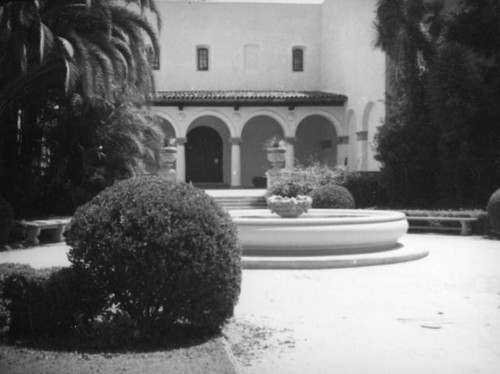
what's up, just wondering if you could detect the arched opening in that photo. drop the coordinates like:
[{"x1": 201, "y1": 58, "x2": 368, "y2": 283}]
[
  {"x1": 157, "y1": 117, "x2": 176, "y2": 144},
  {"x1": 186, "y1": 127, "x2": 223, "y2": 184},
  {"x1": 295, "y1": 115, "x2": 338, "y2": 167},
  {"x1": 241, "y1": 116, "x2": 284, "y2": 187}
]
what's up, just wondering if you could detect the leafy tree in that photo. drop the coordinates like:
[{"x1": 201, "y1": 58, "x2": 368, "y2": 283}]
[
  {"x1": 373, "y1": 0, "x2": 443, "y2": 206},
  {"x1": 430, "y1": 0, "x2": 500, "y2": 206},
  {"x1": 374, "y1": 0, "x2": 500, "y2": 208}
]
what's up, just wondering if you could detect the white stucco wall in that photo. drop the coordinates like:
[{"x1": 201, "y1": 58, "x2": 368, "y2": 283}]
[
  {"x1": 320, "y1": 0, "x2": 384, "y2": 171},
  {"x1": 154, "y1": 1, "x2": 322, "y2": 91},
  {"x1": 153, "y1": 0, "x2": 386, "y2": 172}
]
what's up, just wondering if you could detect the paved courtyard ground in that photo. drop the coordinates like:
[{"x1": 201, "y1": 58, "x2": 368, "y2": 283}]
[
  {"x1": 1, "y1": 234, "x2": 499, "y2": 374},
  {"x1": 225, "y1": 234, "x2": 500, "y2": 374}
]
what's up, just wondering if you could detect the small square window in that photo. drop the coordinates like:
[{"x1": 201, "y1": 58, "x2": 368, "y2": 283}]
[
  {"x1": 197, "y1": 47, "x2": 209, "y2": 71},
  {"x1": 292, "y1": 48, "x2": 303, "y2": 72}
]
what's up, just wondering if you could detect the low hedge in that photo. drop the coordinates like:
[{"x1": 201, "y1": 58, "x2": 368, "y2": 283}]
[
  {"x1": 400, "y1": 209, "x2": 485, "y2": 218},
  {"x1": 345, "y1": 172, "x2": 388, "y2": 208},
  {"x1": 0, "y1": 263, "x2": 105, "y2": 339}
]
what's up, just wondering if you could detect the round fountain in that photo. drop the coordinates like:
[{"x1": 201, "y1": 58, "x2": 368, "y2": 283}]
[{"x1": 229, "y1": 209, "x2": 428, "y2": 269}]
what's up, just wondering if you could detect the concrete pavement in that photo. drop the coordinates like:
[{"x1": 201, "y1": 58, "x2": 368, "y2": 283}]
[
  {"x1": 1, "y1": 234, "x2": 499, "y2": 373},
  {"x1": 225, "y1": 234, "x2": 500, "y2": 374}
]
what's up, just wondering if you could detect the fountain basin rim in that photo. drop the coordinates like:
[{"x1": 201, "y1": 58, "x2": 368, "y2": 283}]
[{"x1": 229, "y1": 209, "x2": 407, "y2": 226}]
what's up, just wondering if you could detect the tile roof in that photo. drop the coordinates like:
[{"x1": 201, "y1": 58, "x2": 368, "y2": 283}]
[{"x1": 151, "y1": 90, "x2": 347, "y2": 107}]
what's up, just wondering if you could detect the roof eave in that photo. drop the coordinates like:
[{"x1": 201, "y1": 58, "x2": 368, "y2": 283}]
[{"x1": 151, "y1": 98, "x2": 347, "y2": 107}]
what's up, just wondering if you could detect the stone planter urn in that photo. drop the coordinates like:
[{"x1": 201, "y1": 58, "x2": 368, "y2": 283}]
[
  {"x1": 159, "y1": 146, "x2": 177, "y2": 181},
  {"x1": 267, "y1": 195, "x2": 312, "y2": 218},
  {"x1": 163, "y1": 146, "x2": 177, "y2": 162},
  {"x1": 266, "y1": 148, "x2": 286, "y2": 170}
]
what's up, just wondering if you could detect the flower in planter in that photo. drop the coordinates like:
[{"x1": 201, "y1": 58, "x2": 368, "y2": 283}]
[
  {"x1": 263, "y1": 136, "x2": 289, "y2": 150},
  {"x1": 163, "y1": 131, "x2": 177, "y2": 147}
]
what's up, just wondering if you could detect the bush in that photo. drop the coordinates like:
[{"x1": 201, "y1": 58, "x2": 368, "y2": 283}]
[
  {"x1": 290, "y1": 162, "x2": 347, "y2": 188},
  {"x1": 268, "y1": 180, "x2": 309, "y2": 198},
  {"x1": 0, "y1": 264, "x2": 105, "y2": 338},
  {"x1": 487, "y1": 188, "x2": 500, "y2": 235},
  {"x1": 267, "y1": 163, "x2": 347, "y2": 198},
  {"x1": 0, "y1": 263, "x2": 35, "y2": 333},
  {"x1": 345, "y1": 172, "x2": 388, "y2": 208},
  {"x1": 65, "y1": 176, "x2": 242, "y2": 336},
  {"x1": 0, "y1": 196, "x2": 14, "y2": 244},
  {"x1": 309, "y1": 185, "x2": 355, "y2": 209}
]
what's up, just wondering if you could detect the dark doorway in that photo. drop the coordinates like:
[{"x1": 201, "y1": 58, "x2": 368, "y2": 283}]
[{"x1": 186, "y1": 126, "x2": 223, "y2": 183}]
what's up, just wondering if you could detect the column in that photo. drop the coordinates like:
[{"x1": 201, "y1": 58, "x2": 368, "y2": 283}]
[
  {"x1": 230, "y1": 137, "x2": 242, "y2": 187},
  {"x1": 285, "y1": 137, "x2": 296, "y2": 169},
  {"x1": 356, "y1": 131, "x2": 368, "y2": 171},
  {"x1": 176, "y1": 137, "x2": 187, "y2": 183},
  {"x1": 337, "y1": 136, "x2": 350, "y2": 167}
]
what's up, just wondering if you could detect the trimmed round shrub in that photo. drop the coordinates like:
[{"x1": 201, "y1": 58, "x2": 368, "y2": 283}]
[
  {"x1": 487, "y1": 188, "x2": 500, "y2": 235},
  {"x1": 0, "y1": 196, "x2": 14, "y2": 244},
  {"x1": 309, "y1": 184, "x2": 355, "y2": 209},
  {"x1": 65, "y1": 176, "x2": 242, "y2": 335}
]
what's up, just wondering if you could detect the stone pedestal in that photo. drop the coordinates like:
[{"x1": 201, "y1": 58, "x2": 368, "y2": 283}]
[
  {"x1": 158, "y1": 146, "x2": 177, "y2": 182},
  {"x1": 266, "y1": 148, "x2": 286, "y2": 188}
]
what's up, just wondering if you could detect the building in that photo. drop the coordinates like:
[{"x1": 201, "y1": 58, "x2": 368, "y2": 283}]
[{"x1": 150, "y1": 0, "x2": 386, "y2": 188}]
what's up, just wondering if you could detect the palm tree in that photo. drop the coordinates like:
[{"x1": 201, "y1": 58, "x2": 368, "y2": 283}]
[
  {"x1": 0, "y1": 0, "x2": 160, "y2": 111},
  {"x1": 0, "y1": 0, "x2": 163, "y2": 217}
]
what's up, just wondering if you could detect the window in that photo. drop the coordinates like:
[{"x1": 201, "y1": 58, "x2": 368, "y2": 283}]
[
  {"x1": 147, "y1": 46, "x2": 160, "y2": 70},
  {"x1": 197, "y1": 46, "x2": 209, "y2": 71},
  {"x1": 292, "y1": 47, "x2": 304, "y2": 72}
]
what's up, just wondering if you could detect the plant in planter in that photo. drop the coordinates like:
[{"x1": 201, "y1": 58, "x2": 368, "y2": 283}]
[
  {"x1": 267, "y1": 195, "x2": 312, "y2": 218},
  {"x1": 266, "y1": 180, "x2": 312, "y2": 218},
  {"x1": 159, "y1": 133, "x2": 177, "y2": 180},
  {"x1": 263, "y1": 136, "x2": 289, "y2": 150},
  {"x1": 164, "y1": 133, "x2": 177, "y2": 147},
  {"x1": 263, "y1": 136, "x2": 288, "y2": 167}
]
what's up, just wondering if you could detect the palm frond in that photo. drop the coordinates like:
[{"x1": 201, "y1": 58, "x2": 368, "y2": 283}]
[
  {"x1": 87, "y1": 43, "x2": 114, "y2": 99},
  {"x1": 63, "y1": 29, "x2": 94, "y2": 97}
]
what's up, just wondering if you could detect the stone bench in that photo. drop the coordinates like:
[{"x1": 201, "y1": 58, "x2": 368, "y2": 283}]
[
  {"x1": 19, "y1": 217, "x2": 71, "y2": 246},
  {"x1": 405, "y1": 216, "x2": 477, "y2": 236}
]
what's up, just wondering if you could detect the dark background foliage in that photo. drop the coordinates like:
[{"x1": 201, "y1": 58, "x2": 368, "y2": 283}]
[{"x1": 374, "y1": 0, "x2": 500, "y2": 209}]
